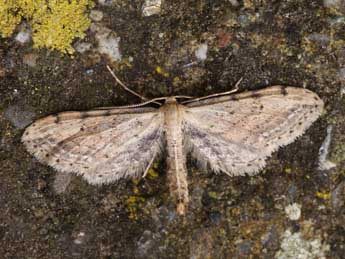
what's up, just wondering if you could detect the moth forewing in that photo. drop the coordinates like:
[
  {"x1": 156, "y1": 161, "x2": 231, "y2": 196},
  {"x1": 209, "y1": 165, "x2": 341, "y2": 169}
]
[
  {"x1": 183, "y1": 86, "x2": 324, "y2": 177},
  {"x1": 22, "y1": 106, "x2": 164, "y2": 185}
]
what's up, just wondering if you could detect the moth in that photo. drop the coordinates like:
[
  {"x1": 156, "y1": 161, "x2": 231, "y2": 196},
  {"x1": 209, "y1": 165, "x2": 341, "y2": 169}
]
[{"x1": 22, "y1": 67, "x2": 324, "y2": 215}]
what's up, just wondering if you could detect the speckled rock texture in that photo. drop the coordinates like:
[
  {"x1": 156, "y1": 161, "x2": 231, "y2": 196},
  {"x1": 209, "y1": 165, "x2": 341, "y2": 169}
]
[{"x1": 0, "y1": 1, "x2": 344, "y2": 258}]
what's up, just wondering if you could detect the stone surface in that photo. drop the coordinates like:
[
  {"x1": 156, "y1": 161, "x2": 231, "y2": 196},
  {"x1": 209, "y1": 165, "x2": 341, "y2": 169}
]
[
  {"x1": 22, "y1": 53, "x2": 38, "y2": 67},
  {"x1": 4, "y1": 104, "x2": 36, "y2": 129}
]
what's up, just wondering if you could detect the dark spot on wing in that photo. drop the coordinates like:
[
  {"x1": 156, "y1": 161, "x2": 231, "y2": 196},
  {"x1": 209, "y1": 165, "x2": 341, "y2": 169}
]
[
  {"x1": 80, "y1": 127, "x2": 84, "y2": 131},
  {"x1": 45, "y1": 154, "x2": 49, "y2": 157},
  {"x1": 103, "y1": 111, "x2": 111, "y2": 116},
  {"x1": 56, "y1": 159, "x2": 60, "y2": 163},
  {"x1": 186, "y1": 124, "x2": 208, "y2": 139},
  {"x1": 52, "y1": 114, "x2": 60, "y2": 123},
  {"x1": 56, "y1": 141, "x2": 64, "y2": 147},
  {"x1": 280, "y1": 86, "x2": 288, "y2": 95},
  {"x1": 230, "y1": 95, "x2": 238, "y2": 101},
  {"x1": 80, "y1": 112, "x2": 89, "y2": 119},
  {"x1": 136, "y1": 128, "x2": 160, "y2": 149},
  {"x1": 251, "y1": 91, "x2": 261, "y2": 98}
]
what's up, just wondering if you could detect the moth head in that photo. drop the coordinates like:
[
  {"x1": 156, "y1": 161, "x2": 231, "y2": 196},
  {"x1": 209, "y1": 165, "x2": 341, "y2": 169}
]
[{"x1": 164, "y1": 96, "x2": 178, "y2": 104}]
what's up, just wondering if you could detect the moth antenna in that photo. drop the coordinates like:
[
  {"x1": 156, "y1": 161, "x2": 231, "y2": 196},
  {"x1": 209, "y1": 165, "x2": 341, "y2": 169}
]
[
  {"x1": 106, "y1": 65, "x2": 148, "y2": 101},
  {"x1": 181, "y1": 78, "x2": 241, "y2": 105},
  {"x1": 175, "y1": 95, "x2": 193, "y2": 99},
  {"x1": 234, "y1": 77, "x2": 243, "y2": 90}
]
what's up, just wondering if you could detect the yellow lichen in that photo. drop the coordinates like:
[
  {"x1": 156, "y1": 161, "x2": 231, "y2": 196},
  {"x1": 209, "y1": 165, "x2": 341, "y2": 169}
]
[
  {"x1": 0, "y1": 0, "x2": 21, "y2": 37},
  {"x1": 155, "y1": 66, "x2": 169, "y2": 77},
  {"x1": 147, "y1": 162, "x2": 160, "y2": 179},
  {"x1": 316, "y1": 191, "x2": 331, "y2": 200},
  {"x1": 229, "y1": 207, "x2": 241, "y2": 217},
  {"x1": 18, "y1": 0, "x2": 47, "y2": 20},
  {"x1": 147, "y1": 168, "x2": 159, "y2": 179},
  {"x1": 284, "y1": 168, "x2": 292, "y2": 174},
  {"x1": 33, "y1": 0, "x2": 93, "y2": 54},
  {"x1": 208, "y1": 191, "x2": 218, "y2": 199},
  {"x1": 126, "y1": 196, "x2": 145, "y2": 220},
  {"x1": 0, "y1": 0, "x2": 94, "y2": 54},
  {"x1": 131, "y1": 178, "x2": 140, "y2": 194}
]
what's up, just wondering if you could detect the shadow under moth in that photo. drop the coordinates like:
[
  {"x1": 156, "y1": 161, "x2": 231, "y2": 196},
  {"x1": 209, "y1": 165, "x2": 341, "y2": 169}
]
[{"x1": 22, "y1": 70, "x2": 324, "y2": 215}]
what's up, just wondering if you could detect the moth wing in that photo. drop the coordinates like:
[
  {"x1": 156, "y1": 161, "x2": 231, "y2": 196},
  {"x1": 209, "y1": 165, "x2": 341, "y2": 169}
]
[
  {"x1": 183, "y1": 86, "x2": 324, "y2": 176},
  {"x1": 22, "y1": 107, "x2": 164, "y2": 184}
]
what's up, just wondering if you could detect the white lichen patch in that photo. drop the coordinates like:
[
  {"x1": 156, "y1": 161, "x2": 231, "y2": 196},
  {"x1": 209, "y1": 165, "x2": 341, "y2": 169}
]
[
  {"x1": 195, "y1": 43, "x2": 208, "y2": 61},
  {"x1": 284, "y1": 203, "x2": 301, "y2": 221},
  {"x1": 91, "y1": 24, "x2": 122, "y2": 62},
  {"x1": 15, "y1": 25, "x2": 31, "y2": 44},
  {"x1": 275, "y1": 230, "x2": 329, "y2": 259},
  {"x1": 318, "y1": 125, "x2": 336, "y2": 171},
  {"x1": 142, "y1": 0, "x2": 162, "y2": 17},
  {"x1": 98, "y1": 0, "x2": 114, "y2": 6},
  {"x1": 340, "y1": 85, "x2": 345, "y2": 97},
  {"x1": 89, "y1": 10, "x2": 104, "y2": 22},
  {"x1": 73, "y1": 231, "x2": 86, "y2": 245},
  {"x1": 74, "y1": 42, "x2": 92, "y2": 54},
  {"x1": 229, "y1": 0, "x2": 240, "y2": 7},
  {"x1": 323, "y1": 0, "x2": 343, "y2": 9}
]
